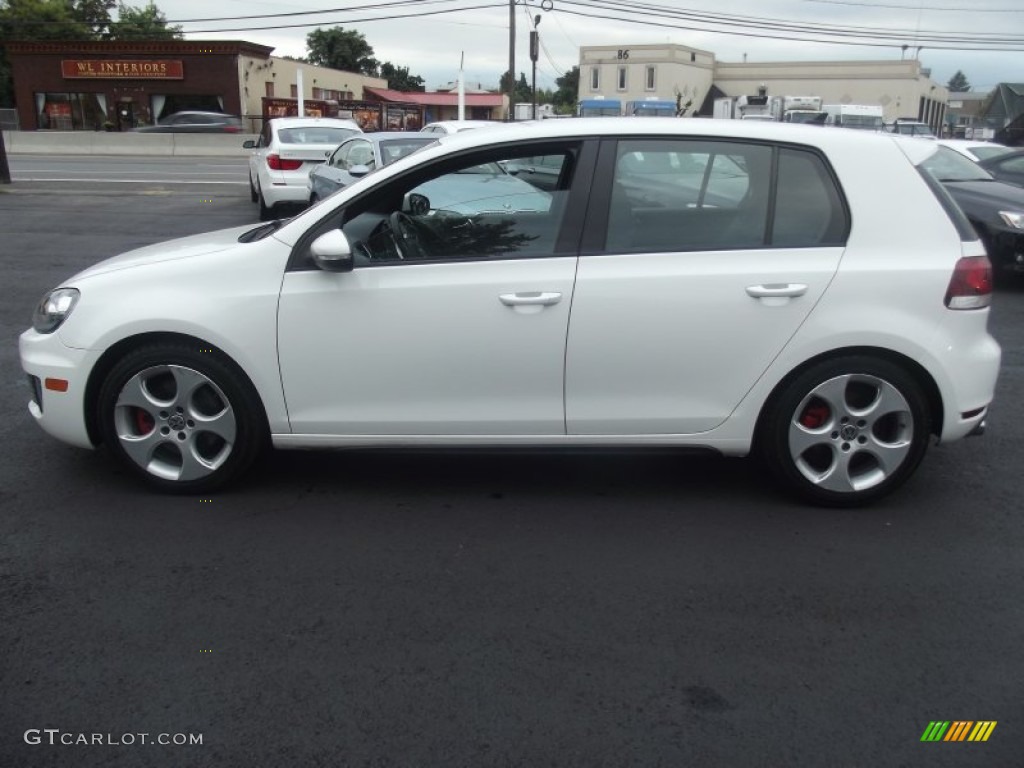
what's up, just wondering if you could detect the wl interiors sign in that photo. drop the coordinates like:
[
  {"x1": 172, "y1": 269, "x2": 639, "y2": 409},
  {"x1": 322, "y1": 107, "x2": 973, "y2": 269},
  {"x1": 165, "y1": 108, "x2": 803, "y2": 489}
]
[{"x1": 61, "y1": 60, "x2": 184, "y2": 79}]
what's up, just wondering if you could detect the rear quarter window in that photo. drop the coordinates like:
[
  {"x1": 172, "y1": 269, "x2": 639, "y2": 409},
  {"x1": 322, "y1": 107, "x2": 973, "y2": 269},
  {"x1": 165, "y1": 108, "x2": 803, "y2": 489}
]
[{"x1": 772, "y1": 148, "x2": 849, "y2": 247}]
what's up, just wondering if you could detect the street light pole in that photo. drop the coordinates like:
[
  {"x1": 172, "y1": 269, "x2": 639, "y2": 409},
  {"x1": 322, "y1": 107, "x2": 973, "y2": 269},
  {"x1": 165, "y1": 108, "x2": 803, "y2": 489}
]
[
  {"x1": 530, "y1": 16, "x2": 540, "y2": 120},
  {"x1": 507, "y1": 0, "x2": 516, "y2": 121}
]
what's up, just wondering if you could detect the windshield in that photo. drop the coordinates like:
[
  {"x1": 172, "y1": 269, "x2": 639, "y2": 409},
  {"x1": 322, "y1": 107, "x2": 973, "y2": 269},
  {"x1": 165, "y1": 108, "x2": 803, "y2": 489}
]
[
  {"x1": 919, "y1": 146, "x2": 994, "y2": 182},
  {"x1": 277, "y1": 127, "x2": 359, "y2": 144},
  {"x1": 972, "y1": 145, "x2": 1014, "y2": 161},
  {"x1": 787, "y1": 111, "x2": 828, "y2": 125}
]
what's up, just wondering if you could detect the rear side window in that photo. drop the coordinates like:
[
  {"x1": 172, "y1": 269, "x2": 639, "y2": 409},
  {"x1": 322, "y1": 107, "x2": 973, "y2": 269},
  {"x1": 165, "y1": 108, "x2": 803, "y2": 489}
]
[
  {"x1": 603, "y1": 140, "x2": 849, "y2": 253},
  {"x1": 605, "y1": 139, "x2": 772, "y2": 252},
  {"x1": 772, "y1": 148, "x2": 849, "y2": 247}
]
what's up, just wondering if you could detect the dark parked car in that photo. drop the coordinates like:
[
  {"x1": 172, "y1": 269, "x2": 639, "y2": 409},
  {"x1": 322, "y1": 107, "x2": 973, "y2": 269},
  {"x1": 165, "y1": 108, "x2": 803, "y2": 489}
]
[
  {"x1": 920, "y1": 145, "x2": 1024, "y2": 274},
  {"x1": 137, "y1": 111, "x2": 244, "y2": 133},
  {"x1": 978, "y1": 149, "x2": 1024, "y2": 188}
]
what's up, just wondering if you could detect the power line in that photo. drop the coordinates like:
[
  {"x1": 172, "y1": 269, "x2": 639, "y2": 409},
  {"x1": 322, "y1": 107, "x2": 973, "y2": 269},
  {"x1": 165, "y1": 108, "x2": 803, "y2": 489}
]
[{"x1": 802, "y1": 0, "x2": 1022, "y2": 11}]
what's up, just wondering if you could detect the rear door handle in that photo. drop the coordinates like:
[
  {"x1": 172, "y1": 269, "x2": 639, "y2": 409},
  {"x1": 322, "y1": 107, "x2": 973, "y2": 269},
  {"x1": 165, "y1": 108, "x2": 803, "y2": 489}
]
[
  {"x1": 745, "y1": 283, "x2": 808, "y2": 299},
  {"x1": 499, "y1": 291, "x2": 563, "y2": 307}
]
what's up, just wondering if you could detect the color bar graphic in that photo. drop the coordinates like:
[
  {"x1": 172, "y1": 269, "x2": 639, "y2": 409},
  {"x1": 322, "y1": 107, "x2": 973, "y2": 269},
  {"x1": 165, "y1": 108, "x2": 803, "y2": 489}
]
[{"x1": 920, "y1": 720, "x2": 996, "y2": 742}]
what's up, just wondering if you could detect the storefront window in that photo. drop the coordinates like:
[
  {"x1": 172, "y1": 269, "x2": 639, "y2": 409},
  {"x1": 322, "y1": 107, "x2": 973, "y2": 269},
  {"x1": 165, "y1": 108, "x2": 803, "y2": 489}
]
[
  {"x1": 35, "y1": 92, "x2": 108, "y2": 130},
  {"x1": 151, "y1": 94, "x2": 227, "y2": 122}
]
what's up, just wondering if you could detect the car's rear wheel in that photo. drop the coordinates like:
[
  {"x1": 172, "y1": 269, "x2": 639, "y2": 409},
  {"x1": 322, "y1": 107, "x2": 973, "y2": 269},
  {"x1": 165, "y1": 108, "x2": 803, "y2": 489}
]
[
  {"x1": 97, "y1": 343, "x2": 266, "y2": 493},
  {"x1": 257, "y1": 183, "x2": 273, "y2": 221},
  {"x1": 759, "y1": 356, "x2": 930, "y2": 507},
  {"x1": 249, "y1": 174, "x2": 258, "y2": 203}
]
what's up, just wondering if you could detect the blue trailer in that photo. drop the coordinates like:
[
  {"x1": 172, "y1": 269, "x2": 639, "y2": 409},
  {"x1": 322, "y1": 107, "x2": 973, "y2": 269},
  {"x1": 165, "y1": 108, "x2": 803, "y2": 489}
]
[
  {"x1": 577, "y1": 99, "x2": 622, "y2": 117},
  {"x1": 626, "y1": 100, "x2": 677, "y2": 117}
]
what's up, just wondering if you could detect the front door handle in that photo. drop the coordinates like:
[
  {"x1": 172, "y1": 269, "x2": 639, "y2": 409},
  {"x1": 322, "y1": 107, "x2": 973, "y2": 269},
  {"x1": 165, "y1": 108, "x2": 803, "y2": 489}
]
[
  {"x1": 745, "y1": 283, "x2": 808, "y2": 299},
  {"x1": 499, "y1": 291, "x2": 563, "y2": 307}
]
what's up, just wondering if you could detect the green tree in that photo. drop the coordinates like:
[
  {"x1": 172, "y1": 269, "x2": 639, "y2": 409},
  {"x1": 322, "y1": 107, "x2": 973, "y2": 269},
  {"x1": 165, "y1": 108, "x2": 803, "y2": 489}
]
[
  {"x1": 498, "y1": 71, "x2": 531, "y2": 104},
  {"x1": 71, "y1": 0, "x2": 115, "y2": 35},
  {"x1": 379, "y1": 61, "x2": 424, "y2": 92},
  {"x1": 0, "y1": 0, "x2": 99, "y2": 108},
  {"x1": 306, "y1": 27, "x2": 378, "y2": 76},
  {"x1": 946, "y1": 70, "x2": 971, "y2": 92},
  {"x1": 107, "y1": 1, "x2": 181, "y2": 40},
  {"x1": 552, "y1": 66, "x2": 579, "y2": 112}
]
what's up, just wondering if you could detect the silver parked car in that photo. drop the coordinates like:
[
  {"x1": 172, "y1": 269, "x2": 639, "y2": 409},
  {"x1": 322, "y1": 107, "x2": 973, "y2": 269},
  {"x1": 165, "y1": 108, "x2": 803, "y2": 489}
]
[{"x1": 307, "y1": 132, "x2": 437, "y2": 203}]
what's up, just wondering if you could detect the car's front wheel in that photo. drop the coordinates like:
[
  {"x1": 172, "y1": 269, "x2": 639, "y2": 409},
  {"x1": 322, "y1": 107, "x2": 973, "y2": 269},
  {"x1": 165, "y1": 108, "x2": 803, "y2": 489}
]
[
  {"x1": 97, "y1": 343, "x2": 266, "y2": 493},
  {"x1": 759, "y1": 356, "x2": 931, "y2": 507}
]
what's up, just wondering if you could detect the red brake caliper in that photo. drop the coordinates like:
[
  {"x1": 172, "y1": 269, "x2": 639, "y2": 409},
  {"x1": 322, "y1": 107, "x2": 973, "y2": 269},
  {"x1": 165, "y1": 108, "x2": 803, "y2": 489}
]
[
  {"x1": 799, "y1": 402, "x2": 830, "y2": 429},
  {"x1": 133, "y1": 408, "x2": 155, "y2": 435}
]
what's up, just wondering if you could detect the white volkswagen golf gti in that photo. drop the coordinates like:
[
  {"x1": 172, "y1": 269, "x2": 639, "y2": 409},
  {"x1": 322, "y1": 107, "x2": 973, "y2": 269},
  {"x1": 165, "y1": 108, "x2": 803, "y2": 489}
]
[{"x1": 21, "y1": 119, "x2": 1000, "y2": 506}]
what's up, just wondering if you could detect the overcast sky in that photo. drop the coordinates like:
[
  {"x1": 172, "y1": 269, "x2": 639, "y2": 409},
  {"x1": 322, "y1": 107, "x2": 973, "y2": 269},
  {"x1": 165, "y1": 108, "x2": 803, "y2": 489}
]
[{"x1": 151, "y1": 0, "x2": 1022, "y2": 93}]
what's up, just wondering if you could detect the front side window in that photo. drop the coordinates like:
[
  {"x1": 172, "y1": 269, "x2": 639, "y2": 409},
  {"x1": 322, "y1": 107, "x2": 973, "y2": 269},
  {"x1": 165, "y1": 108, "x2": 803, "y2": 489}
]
[
  {"x1": 299, "y1": 145, "x2": 581, "y2": 268},
  {"x1": 590, "y1": 67, "x2": 600, "y2": 90}
]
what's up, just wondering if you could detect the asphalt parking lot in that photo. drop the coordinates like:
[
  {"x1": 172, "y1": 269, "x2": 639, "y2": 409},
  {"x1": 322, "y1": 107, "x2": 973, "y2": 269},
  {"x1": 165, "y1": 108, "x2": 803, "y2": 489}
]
[{"x1": 1, "y1": 171, "x2": 1022, "y2": 767}]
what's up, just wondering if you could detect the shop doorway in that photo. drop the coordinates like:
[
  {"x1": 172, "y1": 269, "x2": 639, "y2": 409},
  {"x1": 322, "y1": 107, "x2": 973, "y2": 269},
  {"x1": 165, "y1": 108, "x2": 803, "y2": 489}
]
[{"x1": 116, "y1": 101, "x2": 135, "y2": 130}]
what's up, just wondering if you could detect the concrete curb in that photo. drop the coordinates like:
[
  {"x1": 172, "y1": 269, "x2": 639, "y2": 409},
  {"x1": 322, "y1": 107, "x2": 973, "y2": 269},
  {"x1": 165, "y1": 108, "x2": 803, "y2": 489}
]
[{"x1": 2, "y1": 130, "x2": 257, "y2": 156}]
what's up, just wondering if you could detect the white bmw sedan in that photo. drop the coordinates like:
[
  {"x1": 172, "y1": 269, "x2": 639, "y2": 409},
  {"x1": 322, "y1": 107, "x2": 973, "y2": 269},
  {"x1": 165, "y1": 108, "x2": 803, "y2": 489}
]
[
  {"x1": 20, "y1": 119, "x2": 1001, "y2": 505},
  {"x1": 245, "y1": 116, "x2": 361, "y2": 220}
]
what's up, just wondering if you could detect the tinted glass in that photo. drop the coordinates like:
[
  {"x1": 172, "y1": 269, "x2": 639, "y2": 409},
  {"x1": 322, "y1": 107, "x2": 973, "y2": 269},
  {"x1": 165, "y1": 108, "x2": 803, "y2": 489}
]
[
  {"x1": 971, "y1": 146, "x2": 1013, "y2": 161},
  {"x1": 606, "y1": 139, "x2": 771, "y2": 252},
  {"x1": 773, "y1": 148, "x2": 848, "y2": 247}
]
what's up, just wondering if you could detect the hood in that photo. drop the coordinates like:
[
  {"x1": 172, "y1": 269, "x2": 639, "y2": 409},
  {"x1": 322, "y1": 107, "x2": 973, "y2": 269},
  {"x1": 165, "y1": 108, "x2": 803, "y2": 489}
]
[
  {"x1": 69, "y1": 223, "x2": 258, "y2": 282},
  {"x1": 944, "y1": 179, "x2": 1024, "y2": 224}
]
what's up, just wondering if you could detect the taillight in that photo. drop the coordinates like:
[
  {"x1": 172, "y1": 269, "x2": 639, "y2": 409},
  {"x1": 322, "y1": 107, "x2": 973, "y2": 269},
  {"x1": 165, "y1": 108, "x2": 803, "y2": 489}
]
[
  {"x1": 222, "y1": 125, "x2": 242, "y2": 133},
  {"x1": 266, "y1": 154, "x2": 303, "y2": 171},
  {"x1": 945, "y1": 255, "x2": 993, "y2": 309}
]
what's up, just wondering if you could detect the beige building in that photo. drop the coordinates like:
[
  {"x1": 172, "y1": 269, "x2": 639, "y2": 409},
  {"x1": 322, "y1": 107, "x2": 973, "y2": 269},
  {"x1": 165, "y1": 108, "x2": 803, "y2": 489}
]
[
  {"x1": 578, "y1": 44, "x2": 949, "y2": 130},
  {"x1": 236, "y1": 51, "x2": 388, "y2": 122},
  {"x1": 579, "y1": 44, "x2": 715, "y2": 114}
]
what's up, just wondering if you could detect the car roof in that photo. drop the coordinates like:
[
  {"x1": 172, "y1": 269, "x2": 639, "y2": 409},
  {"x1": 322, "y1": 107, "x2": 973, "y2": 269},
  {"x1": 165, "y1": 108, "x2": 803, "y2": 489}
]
[
  {"x1": 348, "y1": 131, "x2": 436, "y2": 144},
  {"x1": 424, "y1": 120, "x2": 500, "y2": 132},
  {"x1": 269, "y1": 117, "x2": 361, "y2": 130}
]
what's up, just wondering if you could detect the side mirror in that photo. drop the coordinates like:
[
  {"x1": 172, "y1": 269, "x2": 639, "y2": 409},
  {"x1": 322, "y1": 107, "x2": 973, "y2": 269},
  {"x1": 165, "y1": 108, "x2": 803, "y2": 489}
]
[
  {"x1": 349, "y1": 164, "x2": 371, "y2": 178},
  {"x1": 404, "y1": 193, "x2": 431, "y2": 216},
  {"x1": 242, "y1": 140, "x2": 256, "y2": 149},
  {"x1": 310, "y1": 230, "x2": 354, "y2": 273}
]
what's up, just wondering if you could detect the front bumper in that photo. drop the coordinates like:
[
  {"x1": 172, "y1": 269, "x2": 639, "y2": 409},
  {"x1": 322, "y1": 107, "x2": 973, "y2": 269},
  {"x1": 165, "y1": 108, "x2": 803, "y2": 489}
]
[{"x1": 19, "y1": 328, "x2": 100, "y2": 449}]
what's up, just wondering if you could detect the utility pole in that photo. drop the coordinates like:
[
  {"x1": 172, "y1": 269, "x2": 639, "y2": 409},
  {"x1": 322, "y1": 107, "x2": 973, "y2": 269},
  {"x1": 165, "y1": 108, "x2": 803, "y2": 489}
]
[
  {"x1": 530, "y1": 16, "x2": 541, "y2": 120},
  {"x1": 507, "y1": 0, "x2": 516, "y2": 121},
  {"x1": 0, "y1": 129, "x2": 10, "y2": 185}
]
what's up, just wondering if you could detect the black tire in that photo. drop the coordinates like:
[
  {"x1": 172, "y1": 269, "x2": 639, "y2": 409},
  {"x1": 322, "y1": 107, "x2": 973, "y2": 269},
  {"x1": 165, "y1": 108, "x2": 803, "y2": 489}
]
[
  {"x1": 97, "y1": 342, "x2": 267, "y2": 494},
  {"x1": 249, "y1": 174, "x2": 258, "y2": 203},
  {"x1": 257, "y1": 185, "x2": 273, "y2": 221},
  {"x1": 758, "y1": 355, "x2": 930, "y2": 507}
]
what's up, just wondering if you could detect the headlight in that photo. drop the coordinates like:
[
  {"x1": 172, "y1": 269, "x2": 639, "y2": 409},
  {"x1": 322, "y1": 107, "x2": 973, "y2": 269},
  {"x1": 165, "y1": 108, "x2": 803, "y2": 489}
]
[
  {"x1": 32, "y1": 288, "x2": 80, "y2": 334},
  {"x1": 998, "y1": 211, "x2": 1024, "y2": 230}
]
